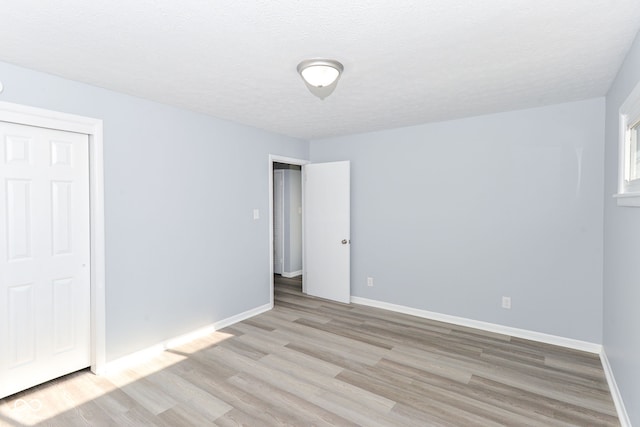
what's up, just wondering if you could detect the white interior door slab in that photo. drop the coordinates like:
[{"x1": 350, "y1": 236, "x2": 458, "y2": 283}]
[
  {"x1": 0, "y1": 121, "x2": 90, "y2": 399},
  {"x1": 303, "y1": 161, "x2": 350, "y2": 303}
]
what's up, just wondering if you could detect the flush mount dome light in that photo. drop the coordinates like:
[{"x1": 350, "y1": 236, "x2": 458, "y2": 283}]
[{"x1": 297, "y1": 59, "x2": 344, "y2": 100}]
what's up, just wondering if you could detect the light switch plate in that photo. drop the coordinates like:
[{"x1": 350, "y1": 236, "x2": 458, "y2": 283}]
[
  {"x1": 502, "y1": 296, "x2": 511, "y2": 309},
  {"x1": 253, "y1": 209, "x2": 260, "y2": 220}
]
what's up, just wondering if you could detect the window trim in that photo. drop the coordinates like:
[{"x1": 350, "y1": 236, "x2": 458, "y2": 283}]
[{"x1": 614, "y1": 80, "x2": 640, "y2": 207}]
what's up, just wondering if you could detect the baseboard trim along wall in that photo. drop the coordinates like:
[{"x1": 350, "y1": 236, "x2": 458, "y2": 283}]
[
  {"x1": 350, "y1": 296, "x2": 602, "y2": 354},
  {"x1": 351, "y1": 296, "x2": 633, "y2": 423},
  {"x1": 282, "y1": 270, "x2": 303, "y2": 278},
  {"x1": 100, "y1": 294, "x2": 629, "y2": 423},
  {"x1": 101, "y1": 302, "x2": 272, "y2": 374},
  {"x1": 600, "y1": 350, "x2": 631, "y2": 427}
]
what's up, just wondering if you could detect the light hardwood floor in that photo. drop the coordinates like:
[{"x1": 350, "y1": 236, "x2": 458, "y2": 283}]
[{"x1": 0, "y1": 275, "x2": 619, "y2": 426}]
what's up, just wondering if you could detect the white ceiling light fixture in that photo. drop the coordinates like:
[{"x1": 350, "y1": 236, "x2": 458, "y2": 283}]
[{"x1": 297, "y1": 59, "x2": 344, "y2": 100}]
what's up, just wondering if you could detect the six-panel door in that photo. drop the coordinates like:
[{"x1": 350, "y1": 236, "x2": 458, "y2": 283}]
[{"x1": 0, "y1": 121, "x2": 90, "y2": 399}]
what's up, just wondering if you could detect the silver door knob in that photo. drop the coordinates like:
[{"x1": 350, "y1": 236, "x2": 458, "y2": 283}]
[{"x1": 341, "y1": 239, "x2": 348, "y2": 244}]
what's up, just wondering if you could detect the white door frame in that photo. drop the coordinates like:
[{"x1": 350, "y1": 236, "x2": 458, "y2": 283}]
[
  {"x1": 268, "y1": 155, "x2": 309, "y2": 307},
  {"x1": 0, "y1": 101, "x2": 106, "y2": 374}
]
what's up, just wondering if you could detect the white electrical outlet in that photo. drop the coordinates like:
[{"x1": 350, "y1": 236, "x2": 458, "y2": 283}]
[
  {"x1": 253, "y1": 209, "x2": 260, "y2": 220},
  {"x1": 367, "y1": 277, "x2": 374, "y2": 287},
  {"x1": 502, "y1": 296, "x2": 511, "y2": 309}
]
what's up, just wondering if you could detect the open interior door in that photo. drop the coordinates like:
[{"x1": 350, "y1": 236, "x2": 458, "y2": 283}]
[{"x1": 303, "y1": 161, "x2": 350, "y2": 303}]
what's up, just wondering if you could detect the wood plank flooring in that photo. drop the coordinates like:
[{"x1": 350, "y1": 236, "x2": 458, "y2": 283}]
[{"x1": 0, "y1": 275, "x2": 619, "y2": 426}]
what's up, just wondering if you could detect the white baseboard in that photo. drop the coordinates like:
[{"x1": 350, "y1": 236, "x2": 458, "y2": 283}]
[
  {"x1": 600, "y1": 350, "x2": 631, "y2": 426},
  {"x1": 350, "y1": 296, "x2": 602, "y2": 354},
  {"x1": 212, "y1": 303, "x2": 272, "y2": 330},
  {"x1": 282, "y1": 270, "x2": 302, "y2": 278},
  {"x1": 101, "y1": 303, "x2": 272, "y2": 374}
]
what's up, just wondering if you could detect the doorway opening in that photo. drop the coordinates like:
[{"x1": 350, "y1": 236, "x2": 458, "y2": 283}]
[
  {"x1": 273, "y1": 162, "x2": 302, "y2": 278},
  {"x1": 268, "y1": 155, "x2": 308, "y2": 307}
]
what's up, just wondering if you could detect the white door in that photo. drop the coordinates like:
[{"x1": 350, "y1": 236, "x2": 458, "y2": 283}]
[
  {"x1": 273, "y1": 170, "x2": 284, "y2": 275},
  {"x1": 303, "y1": 161, "x2": 350, "y2": 303},
  {"x1": 0, "y1": 121, "x2": 90, "y2": 399}
]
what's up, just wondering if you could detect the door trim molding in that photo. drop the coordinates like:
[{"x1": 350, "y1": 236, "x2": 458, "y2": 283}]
[
  {"x1": 0, "y1": 101, "x2": 106, "y2": 374},
  {"x1": 268, "y1": 155, "x2": 309, "y2": 307}
]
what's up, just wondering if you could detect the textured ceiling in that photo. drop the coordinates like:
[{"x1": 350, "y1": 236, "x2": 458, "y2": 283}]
[{"x1": 0, "y1": 1, "x2": 639, "y2": 140}]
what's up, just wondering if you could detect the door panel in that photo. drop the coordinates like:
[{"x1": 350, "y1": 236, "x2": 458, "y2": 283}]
[
  {"x1": 0, "y1": 121, "x2": 90, "y2": 399},
  {"x1": 52, "y1": 277, "x2": 75, "y2": 353},
  {"x1": 7, "y1": 284, "x2": 35, "y2": 367},
  {"x1": 6, "y1": 179, "x2": 31, "y2": 260},
  {"x1": 303, "y1": 161, "x2": 350, "y2": 303},
  {"x1": 51, "y1": 181, "x2": 72, "y2": 255}
]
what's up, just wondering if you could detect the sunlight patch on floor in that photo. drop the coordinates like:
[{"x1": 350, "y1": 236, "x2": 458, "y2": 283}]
[
  {"x1": 0, "y1": 369, "x2": 119, "y2": 426},
  {"x1": 172, "y1": 331, "x2": 235, "y2": 355},
  {"x1": 0, "y1": 330, "x2": 235, "y2": 425}
]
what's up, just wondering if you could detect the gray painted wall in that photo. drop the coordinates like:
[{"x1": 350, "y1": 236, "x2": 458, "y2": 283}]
[
  {"x1": 3, "y1": 53, "x2": 632, "y2": 416},
  {"x1": 310, "y1": 98, "x2": 605, "y2": 343},
  {"x1": 603, "y1": 30, "x2": 640, "y2": 425},
  {"x1": 0, "y1": 61, "x2": 308, "y2": 362},
  {"x1": 283, "y1": 169, "x2": 302, "y2": 274}
]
